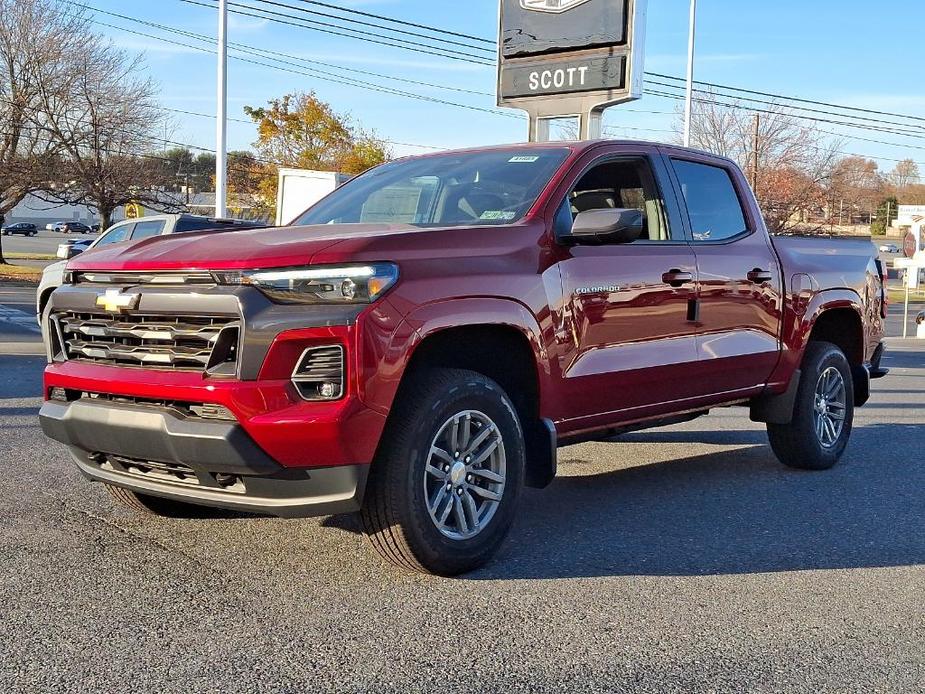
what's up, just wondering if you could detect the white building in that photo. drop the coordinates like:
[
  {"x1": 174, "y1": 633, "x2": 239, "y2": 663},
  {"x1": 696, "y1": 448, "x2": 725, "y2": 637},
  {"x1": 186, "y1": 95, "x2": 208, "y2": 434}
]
[{"x1": 5, "y1": 193, "x2": 128, "y2": 227}]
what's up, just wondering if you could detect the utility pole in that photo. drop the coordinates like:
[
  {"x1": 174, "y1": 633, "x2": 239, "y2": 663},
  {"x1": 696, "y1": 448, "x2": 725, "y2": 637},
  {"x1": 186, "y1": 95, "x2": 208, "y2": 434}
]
[
  {"x1": 886, "y1": 200, "x2": 892, "y2": 230},
  {"x1": 751, "y1": 113, "x2": 760, "y2": 190},
  {"x1": 683, "y1": 0, "x2": 697, "y2": 147},
  {"x1": 215, "y1": 0, "x2": 228, "y2": 219}
]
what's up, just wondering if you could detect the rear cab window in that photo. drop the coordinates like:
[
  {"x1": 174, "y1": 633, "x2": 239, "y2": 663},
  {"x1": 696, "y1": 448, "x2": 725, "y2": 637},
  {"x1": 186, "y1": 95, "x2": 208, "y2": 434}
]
[
  {"x1": 671, "y1": 159, "x2": 749, "y2": 242},
  {"x1": 95, "y1": 223, "x2": 133, "y2": 247},
  {"x1": 129, "y1": 220, "x2": 167, "y2": 240}
]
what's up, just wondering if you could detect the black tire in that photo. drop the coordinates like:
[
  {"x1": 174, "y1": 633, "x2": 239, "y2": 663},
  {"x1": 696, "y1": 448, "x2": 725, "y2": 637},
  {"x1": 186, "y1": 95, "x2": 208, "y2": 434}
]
[
  {"x1": 105, "y1": 484, "x2": 200, "y2": 517},
  {"x1": 360, "y1": 368, "x2": 526, "y2": 576},
  {"x1": 767, "y1": 341, "x2": 854, "y2": 470}
]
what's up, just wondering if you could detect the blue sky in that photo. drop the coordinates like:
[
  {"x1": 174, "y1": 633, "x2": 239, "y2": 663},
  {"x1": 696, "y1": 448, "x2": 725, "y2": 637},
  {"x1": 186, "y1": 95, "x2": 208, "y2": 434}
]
[{"x1": 87, "y1": 0, "x2": 924, "y2": 173}]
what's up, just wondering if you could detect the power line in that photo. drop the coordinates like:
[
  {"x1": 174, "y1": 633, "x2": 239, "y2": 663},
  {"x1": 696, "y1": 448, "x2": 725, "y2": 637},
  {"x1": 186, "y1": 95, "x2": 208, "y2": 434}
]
[
  {"x1": 71, "y1": 3, "x2": 511, "y2": 119},
  {"x1": 646, "y1": 71, "x2": 925, "y2": 126},
  {"x1": 210, "y1": 0, "x2": 925, "y2": 134},
  {"x1": 645, "y1": 78, "x2": 925, "y2": 138},
  {"x1": 65, "y1": 2, "x2": 925, "y2": 167},
  {"x1": 645, "y1": 87, "x2": 925, "y2": 146},
  {"x1": 177, "y1": 0, "x2": 494, "y2": 66},
  {"x1": 279, "y1": 0, "x2": 495, "y2": 45},
  {"x1": 243, "y1": 0, "x2": 495, "y2": 54}
]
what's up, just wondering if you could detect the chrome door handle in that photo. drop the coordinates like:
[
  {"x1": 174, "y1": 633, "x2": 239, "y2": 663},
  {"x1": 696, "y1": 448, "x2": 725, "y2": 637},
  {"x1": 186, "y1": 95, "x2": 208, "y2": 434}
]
[
  {"x1": 662, "y1": 270, "x2": 694, "y2": 287},
  {"x1": 747, "y1": 269, "x2": 773, "y2": 284}
]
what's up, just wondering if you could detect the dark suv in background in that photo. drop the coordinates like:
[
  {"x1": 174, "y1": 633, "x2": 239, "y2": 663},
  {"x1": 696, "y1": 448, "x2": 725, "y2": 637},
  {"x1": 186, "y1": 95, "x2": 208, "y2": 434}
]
[{"x1": 1, "y1": 222, "x2": 38, "y2": 236}]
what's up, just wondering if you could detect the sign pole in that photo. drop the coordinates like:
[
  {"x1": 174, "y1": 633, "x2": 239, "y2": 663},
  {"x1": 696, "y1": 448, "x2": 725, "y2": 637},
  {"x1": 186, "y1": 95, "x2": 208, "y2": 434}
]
[
  {"x1": 215, "y1": 0, "x2": 228, "y2": 219},
  {"x1": 683, "y1": 0, "x2": 696, "y2": 147},
  {"x1": 904, "y1": 283, "x2": 910, "y2": 339}
]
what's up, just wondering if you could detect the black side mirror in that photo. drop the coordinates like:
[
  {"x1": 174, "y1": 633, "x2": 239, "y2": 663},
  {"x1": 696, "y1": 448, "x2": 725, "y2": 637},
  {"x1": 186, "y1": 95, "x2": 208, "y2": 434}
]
[{"x1": 566, "y1": 208, "x2": 644, "y2": 245}]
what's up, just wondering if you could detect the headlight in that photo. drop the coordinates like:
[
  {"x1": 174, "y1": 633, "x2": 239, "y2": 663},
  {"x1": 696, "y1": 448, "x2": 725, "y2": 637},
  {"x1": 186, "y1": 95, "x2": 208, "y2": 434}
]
[{"x1": 213, "y1": 263, "x2": 399, "y2": 305}]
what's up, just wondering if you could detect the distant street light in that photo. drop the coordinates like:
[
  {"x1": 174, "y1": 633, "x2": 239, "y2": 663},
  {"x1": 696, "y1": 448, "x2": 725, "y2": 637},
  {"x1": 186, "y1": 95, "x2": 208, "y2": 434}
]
[
  {"x1": 216, "y1": 0, "x2": 228, "y2": 218},
  {"x1": 683, "y1": 0, "x2": 697, "y2": 147}
]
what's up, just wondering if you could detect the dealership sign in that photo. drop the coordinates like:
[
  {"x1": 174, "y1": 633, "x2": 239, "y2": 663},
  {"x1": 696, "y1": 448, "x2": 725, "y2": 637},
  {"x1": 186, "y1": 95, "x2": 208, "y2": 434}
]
[{"x1": 498, "y1": 0, "x2": 647, "y2": 140}]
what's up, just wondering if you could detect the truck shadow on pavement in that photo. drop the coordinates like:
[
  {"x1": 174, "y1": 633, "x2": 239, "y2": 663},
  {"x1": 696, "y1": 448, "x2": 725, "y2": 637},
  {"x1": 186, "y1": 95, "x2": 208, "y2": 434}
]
[{"x1": 471, "y1": 422, "x2": 925, "y2": 580}]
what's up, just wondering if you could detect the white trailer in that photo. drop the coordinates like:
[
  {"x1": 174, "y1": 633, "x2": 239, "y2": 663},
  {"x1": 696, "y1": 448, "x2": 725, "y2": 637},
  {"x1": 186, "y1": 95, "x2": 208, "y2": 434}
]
[{"x1": 275, "y1": 169, "x2": 350, "y2": 226}]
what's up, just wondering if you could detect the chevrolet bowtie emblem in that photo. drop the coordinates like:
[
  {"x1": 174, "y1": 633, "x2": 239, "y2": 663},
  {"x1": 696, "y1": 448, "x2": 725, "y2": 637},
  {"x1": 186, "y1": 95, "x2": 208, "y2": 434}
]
[
  {"x1": 95, "y1": 289, "x2": 140, "y2": 313},
  {"x1": 520, "y1": 0, "x2": 592, "y2": 12}
]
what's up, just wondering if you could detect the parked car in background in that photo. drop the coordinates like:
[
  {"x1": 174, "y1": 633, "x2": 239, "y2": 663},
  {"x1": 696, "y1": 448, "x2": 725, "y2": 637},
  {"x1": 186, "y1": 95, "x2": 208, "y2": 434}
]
[
  {"x1": 48, "y1": 221, "x2": 69, "y2": 232},
  {"x1": 61, "y1": 222, "x2": 92, "y2": 234},
  {"x1": 878, "y1": 243, "x2": 899, "y2": 253},
  {"x1": 1, "y1": 222, "x2": 38, "y2": 236},
  {"x1": 37, "y1": 213, "x2": 268, "y2": 344}
]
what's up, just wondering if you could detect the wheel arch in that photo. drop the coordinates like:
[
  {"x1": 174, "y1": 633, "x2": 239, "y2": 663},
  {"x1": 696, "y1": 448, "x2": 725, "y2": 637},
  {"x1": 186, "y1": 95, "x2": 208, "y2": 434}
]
[{"x1": 373, "y1": 298, "x2": 556, "y2": 489}]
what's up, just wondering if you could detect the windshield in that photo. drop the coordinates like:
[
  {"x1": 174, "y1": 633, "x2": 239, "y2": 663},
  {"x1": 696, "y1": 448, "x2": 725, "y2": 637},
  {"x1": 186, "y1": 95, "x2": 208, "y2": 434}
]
[{"x1": 293, "y1": 148, "x2": 570, "y2": 229}]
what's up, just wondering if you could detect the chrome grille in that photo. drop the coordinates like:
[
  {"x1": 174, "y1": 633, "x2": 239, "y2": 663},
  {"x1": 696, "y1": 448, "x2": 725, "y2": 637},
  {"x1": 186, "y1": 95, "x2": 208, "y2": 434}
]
[
  {"x1": 71, "y1": 271, "x2": 215, "y2": 285},
  {"x1": 56, "y1": 311, "x2": 239, "y2": 371}
]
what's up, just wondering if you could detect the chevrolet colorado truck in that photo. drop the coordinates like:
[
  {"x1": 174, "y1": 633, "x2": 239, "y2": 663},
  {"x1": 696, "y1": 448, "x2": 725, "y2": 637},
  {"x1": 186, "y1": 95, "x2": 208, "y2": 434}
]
[{"x1": 39, "y1": 141, "x2": 887, "y2": 575}]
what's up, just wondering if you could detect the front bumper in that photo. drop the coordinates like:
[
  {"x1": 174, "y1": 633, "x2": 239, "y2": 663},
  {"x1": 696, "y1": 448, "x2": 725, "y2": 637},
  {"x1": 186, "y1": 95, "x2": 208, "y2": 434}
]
[{"x1": 39, "y1": 398, "x2": 370, "y2": 518}]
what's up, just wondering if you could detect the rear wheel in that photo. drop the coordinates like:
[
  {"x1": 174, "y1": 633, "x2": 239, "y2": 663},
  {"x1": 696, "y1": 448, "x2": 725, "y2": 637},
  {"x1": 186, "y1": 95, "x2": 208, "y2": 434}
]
[
  {"x1": 361, "y1": 368, "x2": 525, "y2": 576},
  {"x1": 105, "y1": 484, "x2": 201, "y2": 517},
  {"x1": 767, "y1": 341, "x2": 854, "y2": 470}
]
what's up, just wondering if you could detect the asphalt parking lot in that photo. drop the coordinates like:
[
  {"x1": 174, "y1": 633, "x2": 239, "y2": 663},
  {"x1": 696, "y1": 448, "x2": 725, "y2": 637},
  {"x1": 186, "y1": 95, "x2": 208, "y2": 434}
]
[
  {"x1": 0, "y1": 293, "x2": 923, "y2": 691},
  {"x1": 1, "y1": 229, "x2": 97, "y2": 258}
]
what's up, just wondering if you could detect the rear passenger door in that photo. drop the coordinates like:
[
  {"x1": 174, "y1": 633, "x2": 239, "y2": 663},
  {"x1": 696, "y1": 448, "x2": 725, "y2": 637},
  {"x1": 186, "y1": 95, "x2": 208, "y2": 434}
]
[{"x1": 663, "y1": 150, "x2": 783, "y2": 397}]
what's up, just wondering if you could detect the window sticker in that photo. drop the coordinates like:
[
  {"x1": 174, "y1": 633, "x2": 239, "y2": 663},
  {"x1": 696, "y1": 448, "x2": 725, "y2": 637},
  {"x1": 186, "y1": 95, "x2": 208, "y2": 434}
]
[
  {"x1": 508, "y1": 155, "x2": 540, "y2": 163},
  {"x1": 480, "y1": 210, "x2": 518, "y2": 220}
]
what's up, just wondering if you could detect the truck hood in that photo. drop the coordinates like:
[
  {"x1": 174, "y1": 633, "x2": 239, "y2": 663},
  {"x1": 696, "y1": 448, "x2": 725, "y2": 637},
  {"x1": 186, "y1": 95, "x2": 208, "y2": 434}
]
[{"x1": 66, "y1": 223, "x2": 433, "y2": 271}]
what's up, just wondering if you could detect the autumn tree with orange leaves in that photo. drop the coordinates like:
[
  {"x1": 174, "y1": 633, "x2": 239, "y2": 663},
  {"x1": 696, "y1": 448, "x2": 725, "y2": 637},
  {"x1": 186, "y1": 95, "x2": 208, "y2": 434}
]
[{"x1": 240, "y1": 92, "x2": 390, "y2": 219}]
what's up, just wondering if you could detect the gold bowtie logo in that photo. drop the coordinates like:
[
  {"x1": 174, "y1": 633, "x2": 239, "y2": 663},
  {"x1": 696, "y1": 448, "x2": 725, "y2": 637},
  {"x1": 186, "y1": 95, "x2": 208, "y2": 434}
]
[{"x1": 95, "y1": 289, "x2": 140, "y2": 313}]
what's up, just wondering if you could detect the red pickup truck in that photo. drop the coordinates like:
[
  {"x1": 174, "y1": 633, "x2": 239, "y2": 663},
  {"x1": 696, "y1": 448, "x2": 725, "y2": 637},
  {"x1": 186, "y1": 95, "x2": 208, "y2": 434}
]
[{"x1": 39, "y1": 141, "x2": 886, "y2": 575}]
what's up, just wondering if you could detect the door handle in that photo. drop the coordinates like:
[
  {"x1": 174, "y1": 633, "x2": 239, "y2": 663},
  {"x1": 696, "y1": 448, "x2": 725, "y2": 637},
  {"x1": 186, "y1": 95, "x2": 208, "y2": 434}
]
[
  {"x1": 662, "y1": 270, "x2": 694, "y2": 287},
  {"x1": 747, "y1": 269, "x2": 773, "y2": 284}
]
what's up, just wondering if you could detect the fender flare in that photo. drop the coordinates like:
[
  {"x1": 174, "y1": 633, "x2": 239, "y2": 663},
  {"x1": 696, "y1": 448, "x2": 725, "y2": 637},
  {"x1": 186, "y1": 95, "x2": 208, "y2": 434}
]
[
  {"x1": 369, "y1": 297, "x2": 558, "y2": 488},
  {"x1": 756, "y1": 289, "x2": 867, "y2": 423}
]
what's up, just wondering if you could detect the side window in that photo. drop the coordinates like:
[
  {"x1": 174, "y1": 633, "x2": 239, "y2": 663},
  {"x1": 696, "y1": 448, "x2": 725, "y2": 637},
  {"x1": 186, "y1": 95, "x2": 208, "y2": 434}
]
[
  {"x1": 96, "y1": 223, "x2": 132, "y2": 247},
  {"x1": 564, "y1": 157, "x2": 672, "y2": 242},
  {"x1": 672, "y1": 160, "x2": 749, "y2": 242},
  {"x1": 130, "y1": 220, "x2": 167, "y2": 240}
]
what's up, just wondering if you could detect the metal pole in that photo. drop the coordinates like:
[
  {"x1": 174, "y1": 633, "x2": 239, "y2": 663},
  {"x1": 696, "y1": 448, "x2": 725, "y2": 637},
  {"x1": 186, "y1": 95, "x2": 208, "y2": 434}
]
[
  {"x1": 904, "y1": 283, "x2": 910, "y2": 338},
  {"x1": 683, "y1": 0, "x2": 697, "y2": 147},
  {"x1": 215, "y1": 0, "x2": 228, "y2": 218}
]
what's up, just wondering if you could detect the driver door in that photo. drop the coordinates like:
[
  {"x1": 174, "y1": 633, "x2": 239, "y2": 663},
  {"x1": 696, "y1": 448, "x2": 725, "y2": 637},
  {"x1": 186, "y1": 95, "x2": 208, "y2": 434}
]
[{"x1": 552, "y1": 150, "x2": 702, "y2": 427}]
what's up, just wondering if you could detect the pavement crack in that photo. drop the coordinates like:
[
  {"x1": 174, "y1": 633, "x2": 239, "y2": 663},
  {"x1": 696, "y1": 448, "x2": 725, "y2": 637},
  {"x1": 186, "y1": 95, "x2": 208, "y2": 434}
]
[{"x1": 41, "y1": 490, "x2": 232, "y2": 581}]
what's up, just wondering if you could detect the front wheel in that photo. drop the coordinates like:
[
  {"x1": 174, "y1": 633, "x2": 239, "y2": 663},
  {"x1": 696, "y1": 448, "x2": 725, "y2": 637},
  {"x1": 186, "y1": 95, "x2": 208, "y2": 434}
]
[
  {"x1": 361, "y1": 368, "x2": 525, "y2": 576},
  {"x1": 767, "y1": 341, "x2": 855, "y2": 470}
]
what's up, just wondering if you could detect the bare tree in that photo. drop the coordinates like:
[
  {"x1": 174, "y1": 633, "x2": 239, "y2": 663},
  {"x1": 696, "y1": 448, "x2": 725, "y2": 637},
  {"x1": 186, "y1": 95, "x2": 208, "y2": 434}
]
[
  {"x1": 680, "y1": 91, "x2": 842, "y2": 234},
  {"x1": 0, "y1": 0, "x2": 89, "y2": 263},
  {"x1": 826, "y1": 156, "x2": 884, "y2": 224},
  {"x1": 890, "y1": 158, "x2": 920, "y2": 189},
  {"x1": 37, "y1": 36, "x2": 183, "y2": 229}
]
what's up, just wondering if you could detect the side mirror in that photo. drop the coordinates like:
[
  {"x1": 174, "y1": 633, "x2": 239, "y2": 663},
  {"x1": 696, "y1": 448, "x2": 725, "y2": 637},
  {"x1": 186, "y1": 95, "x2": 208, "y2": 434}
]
[
  {"x1": 567, "y1": 208, "x2": 644, "y2": 245},
  {"x1": 65, "y1": 246, "x2": 83, "y2": 259}
]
